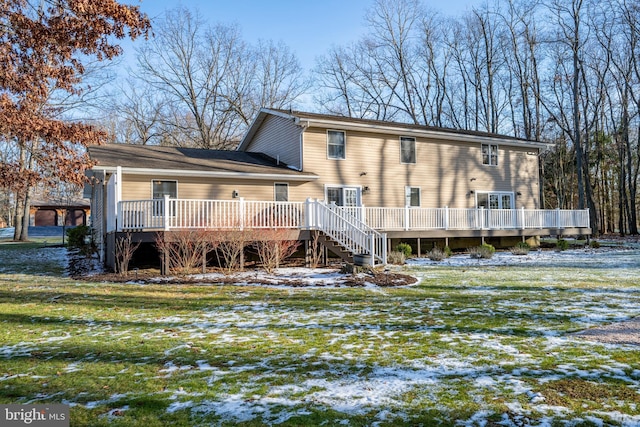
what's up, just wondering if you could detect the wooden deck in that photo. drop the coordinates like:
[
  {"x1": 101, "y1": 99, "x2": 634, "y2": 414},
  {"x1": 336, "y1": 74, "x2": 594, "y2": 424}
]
[{"x1": 107, "y1": 198, "x2": 591, "y2": 266}]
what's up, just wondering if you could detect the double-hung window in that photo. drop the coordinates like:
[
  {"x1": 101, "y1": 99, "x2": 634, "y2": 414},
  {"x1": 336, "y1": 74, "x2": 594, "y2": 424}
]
[
  {"x1": 400, "y1": 136, "x2": 416, "y2": 164},
  {"x1": 405, "y1": 186, "x2": 421, "y2": 207},
  {"x1": 327, "y1": 130, "x2": 346, "y2": 159},
  {"x1": 482, "y1": 144, "x2": 499, "y2": 166},
  {"x1": 274, "y1": 183, "x2": 289, "y2": 202}
]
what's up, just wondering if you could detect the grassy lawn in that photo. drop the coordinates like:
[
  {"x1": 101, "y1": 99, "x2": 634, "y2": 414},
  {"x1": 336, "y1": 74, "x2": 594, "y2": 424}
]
[{"x1": 1, "y1": 243, "x2": 640, "y2": 426}]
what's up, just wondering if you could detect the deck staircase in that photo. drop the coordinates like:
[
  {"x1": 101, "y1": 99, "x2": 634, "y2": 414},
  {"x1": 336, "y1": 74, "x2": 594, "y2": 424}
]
[
  {"x1": 314, "y1": 231, "x2": 355, "y2": 264},
  {"x1": 308, "y1": 200, "x2": 387, "y2": 266}
]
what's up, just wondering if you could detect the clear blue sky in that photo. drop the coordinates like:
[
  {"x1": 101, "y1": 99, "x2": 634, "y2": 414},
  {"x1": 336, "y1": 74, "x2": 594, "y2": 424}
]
[{"x1": 130, "y1": 0, "x2": 476, "y2": 72}]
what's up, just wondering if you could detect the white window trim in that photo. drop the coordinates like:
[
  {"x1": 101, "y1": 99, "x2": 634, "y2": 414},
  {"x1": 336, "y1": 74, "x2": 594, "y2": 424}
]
[
  {"x1": 475, "y1": 191, "x2": 514, "y2": 209},
  {"x1": 151, "y1": 179, "x2": 178, "y2": 199},
  {"x1": 400, "y1": 136, "x2": 416, "y2": 164},
  {"x1": 150, "y1": 179, "x2": 178, "y2": 218},
  {"x1": 405, "y1": 186, "x2": 421, "y2": 207},
  {"x1": 274, "y1": 182, "x2": 289, "y2": 202},
  {"x1": 324, "y1": 184, "x2": 362, "y2": 207},
  {"x1": 482, "y1": 143, "x2": 499, "y2": 166},
  {"x1": 327, "y1": 129, "x2": 346, "y2": 160}
]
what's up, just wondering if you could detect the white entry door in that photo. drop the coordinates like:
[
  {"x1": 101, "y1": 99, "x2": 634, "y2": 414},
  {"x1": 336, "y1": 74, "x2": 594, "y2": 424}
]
[{"x1": 326, "y1": 186, "x2": 361, "y2": 220}]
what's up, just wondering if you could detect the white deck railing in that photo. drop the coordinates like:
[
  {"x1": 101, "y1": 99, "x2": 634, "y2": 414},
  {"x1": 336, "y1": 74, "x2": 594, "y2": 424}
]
[
  {"x1": 116, "y1": 198, "x2": 589, "y2": 266},
  {"x1": 118, "y1": 198, "x2": 590, "y2": 233},
  {"x1": 307, "y1": 200, "x2": 387, "y2": 265},
  {"x1": 364, "y1": 206, "x2": 590, "y2": 231},
  {"x1": 118, "y1": 197, "x2": 305, "y2": 231}
]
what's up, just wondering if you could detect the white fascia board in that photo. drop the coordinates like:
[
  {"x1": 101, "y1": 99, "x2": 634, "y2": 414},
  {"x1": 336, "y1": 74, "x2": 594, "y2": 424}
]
[
  {"x1": 90, "y1": 166, "x2": 317, "y2": 181},
  {"x1": 298, "y1": 118, "x2": 549, "y2": 150}
]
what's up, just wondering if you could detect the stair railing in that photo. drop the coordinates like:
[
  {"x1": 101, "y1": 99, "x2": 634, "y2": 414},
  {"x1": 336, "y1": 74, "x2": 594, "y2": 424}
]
[{"x1": 307, "y1": 199, "x2": 386, "y2": 265}]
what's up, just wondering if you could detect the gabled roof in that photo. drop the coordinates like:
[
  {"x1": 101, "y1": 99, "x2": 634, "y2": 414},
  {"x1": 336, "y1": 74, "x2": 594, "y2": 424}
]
[
  {"x1": 239, "y1": 108, "x2": 548, "y2": 151},
  {"x1": 87, "y1": 144, "x2": 317, "y2": 181}
]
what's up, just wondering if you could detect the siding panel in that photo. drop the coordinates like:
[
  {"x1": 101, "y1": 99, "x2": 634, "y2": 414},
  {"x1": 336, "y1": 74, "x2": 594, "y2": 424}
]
[
  {"x1": 121, "y1": 174, "x2": 285, "y2": 202},
  {"x1": 244, "y1": 115, "x2": 302, "y2": 169},
  {"x1": 300, "y1": 127, "x2": 540, "y2": 209}
]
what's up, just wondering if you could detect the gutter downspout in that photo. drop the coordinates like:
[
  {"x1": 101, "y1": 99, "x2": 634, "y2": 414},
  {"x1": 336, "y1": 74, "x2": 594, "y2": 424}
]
[{"x1": 295, "y1": 118, "x2": 309, "y2": 172}]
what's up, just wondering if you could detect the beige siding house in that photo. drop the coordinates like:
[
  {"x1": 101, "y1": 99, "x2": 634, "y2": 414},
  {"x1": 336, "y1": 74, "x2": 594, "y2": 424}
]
[
  {"x1": 86, "y1": 108, "x2": 591, "y2": 270},
  {"x1": 241, "y1": 110, "x2": 542, "y2": 210}
]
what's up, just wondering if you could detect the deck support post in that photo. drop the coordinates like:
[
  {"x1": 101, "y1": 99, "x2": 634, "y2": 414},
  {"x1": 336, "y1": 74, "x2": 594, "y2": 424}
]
[
  {"x1": 161, "y1": 239, "x2": 169, "y2": 276},
  {"x1": 305, "y1": 238, "x2": 311, "y2": 268},
  {"x1": 417, "y1": 238, "x2": 421, "y2": 257}
]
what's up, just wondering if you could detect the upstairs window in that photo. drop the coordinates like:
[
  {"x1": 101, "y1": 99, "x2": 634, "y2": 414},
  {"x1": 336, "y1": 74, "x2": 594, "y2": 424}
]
[
  {"x1": 482, "y1": 144, "x2": 499, "y2": 166},
  {"x1": 327, "y1": 130, "x2": 346, "y2": 159},
  {"x1": 400, "y1": 136, "x2": 416, "y2": 164}
]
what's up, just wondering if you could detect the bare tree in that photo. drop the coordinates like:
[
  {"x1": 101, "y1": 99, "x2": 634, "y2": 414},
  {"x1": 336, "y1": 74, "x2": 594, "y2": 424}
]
[
  {"x1": 246, "y1": 40, "x2": 310, "y2": 120},
  {"x1": 134, "y1": 6, "x2": 307, "y2": 149},
  {"x1": 499, "y1": 0, "x2": 545, "y2": 141},
  {"x1": 109, "y1": 79, "x2": 165, "y2": 145}
]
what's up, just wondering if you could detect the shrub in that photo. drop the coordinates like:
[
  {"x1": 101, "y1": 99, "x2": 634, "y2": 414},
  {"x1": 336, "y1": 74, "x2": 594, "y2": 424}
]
[
  {"x1": 510, "y1": 241, "x2": 530, "y2": 256},
  {"x1": 387, "y1": 250, "x2": 406, "y2": 265},
  {"x1": 214, "y1": 229, "x2": 255, "y2": 274},
  {"x1": 66, "y1": 225, "x2": 91, "y2": 248},
  {"x1": 590, "y1": 240, "x2": 600, "y2": 249},
  {"x1": 556, "y1": 238, "x2": 569, "y2": 251},
  {"x1": 443, "y1": 246, "x2": 453, "y2": 258},
  {"x1": 155, "y1": 229, "x2": 219, "y2": 275},
  {"x1": 469, "y1": 243, "x2": 495, "y2": 259},
  {"x1": 115, "y1": 232, "x2": 141, "y2": 276},
  {"x1": 251, "y1": 229, "x2": 301, "y2": 273},
  {"x1": 395, "y1": 242, "x2": 412, "y2": 258},
  {"x1": 308, "y1": 232, "x2": 324, "y2": 268},
  {"x1": 66, "y1": 226, "x2": 94, "y2": 255},
  {"x1": 427, "y1": 247, "x2": 446, "y2": 261}
]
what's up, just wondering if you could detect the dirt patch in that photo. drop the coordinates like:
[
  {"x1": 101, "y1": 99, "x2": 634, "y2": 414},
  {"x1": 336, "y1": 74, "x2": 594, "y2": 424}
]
[
  {"x1": 574, "y1": 317, "x2": 640, "y2": 346},
  {"x1": 77, "y1": 268, "x2": 418, "y2": 288},
  {"x1": 344, "y1": 271, "x2": 418, "y2": 287}
]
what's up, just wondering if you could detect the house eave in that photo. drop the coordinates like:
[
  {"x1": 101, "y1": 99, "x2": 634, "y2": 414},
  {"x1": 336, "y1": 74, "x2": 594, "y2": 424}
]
[
  {"x1": 299, "y1": 118, "x2": 548, "y2": 149},
  {"x1": 89, "y1": 166, "x2": 318, "y2": 182}
]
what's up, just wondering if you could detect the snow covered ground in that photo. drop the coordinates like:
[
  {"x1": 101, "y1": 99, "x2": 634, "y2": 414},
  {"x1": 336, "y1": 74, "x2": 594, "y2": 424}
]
[
  {"x1": 408, "y1": 245, "x2": 640, "y2": 270},
  {"x1": 2, "y1": 242, "x2": 640, "y2": 425}
]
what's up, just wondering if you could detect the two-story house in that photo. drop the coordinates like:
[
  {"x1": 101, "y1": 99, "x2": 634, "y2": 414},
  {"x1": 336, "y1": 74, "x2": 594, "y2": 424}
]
[{"x1": 86, "y1": 108, "x2": 591, "y2": 270}]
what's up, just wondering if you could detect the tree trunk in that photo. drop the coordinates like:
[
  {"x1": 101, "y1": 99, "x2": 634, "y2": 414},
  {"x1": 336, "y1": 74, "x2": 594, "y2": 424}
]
[
  {"x1": 20, "y1": 188, "x2": 31, "y2": 241},
  {"x1": 13, "y1": 191, "x2": 24, "y2": 241},
  {"x1": 625, "y1": 128, "x2": 639, "y2": 234},
  {"x1": 573, "y1": 48, "x2": 585, "y2": 210}
]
